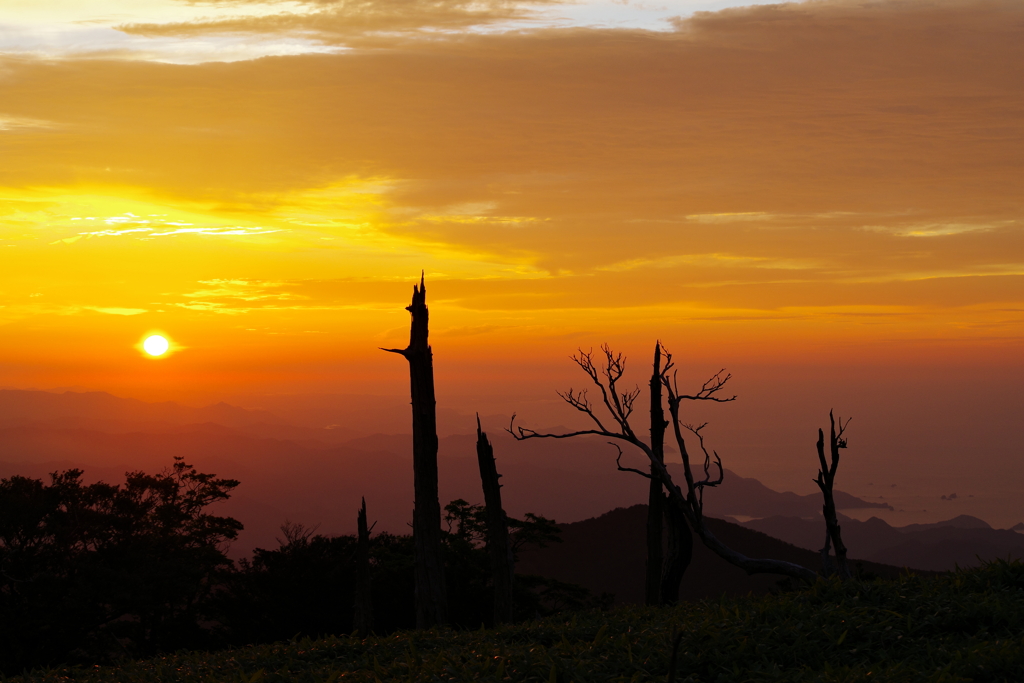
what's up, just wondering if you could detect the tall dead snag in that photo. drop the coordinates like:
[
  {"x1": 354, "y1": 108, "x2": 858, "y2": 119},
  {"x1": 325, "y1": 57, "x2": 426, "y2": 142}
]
[
  {"x1": 510, "y1": 344, "x2": 818, "y2": 584},
  {"x1": 815, "y1": 411, "x2": 852, "y2": 579},
  {"x1": 476, "y1": 416, "x2": 515, "y2": 624},
  {"x1": 381, "y1": 273, "x2": 447, "y2": 628},
  {"x1": 645, "y1": 342, "x2": 667, "y2": 605},
  {"x1": 649, "y1": 342, "x2": 695, "y2": 605},
  {"x1": 660, "y1": 496, "x2": 692, "y2": 604},
  {"x1": 353, "y1": 497, "x2": 374, "y2": 635}
]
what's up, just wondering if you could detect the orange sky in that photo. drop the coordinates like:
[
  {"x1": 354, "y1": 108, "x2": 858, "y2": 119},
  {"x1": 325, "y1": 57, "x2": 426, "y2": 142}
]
[{"x1": 1, "y1": 0, "x2": 1023, "y2": 405}]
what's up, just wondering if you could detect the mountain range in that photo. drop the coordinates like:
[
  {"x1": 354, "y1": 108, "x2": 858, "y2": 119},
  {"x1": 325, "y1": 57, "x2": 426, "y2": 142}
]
[
  {"x1": 516, "y1": 505, "x2": 935, "y2": 605},
  {"x1": 737, "y1": 513, "x2": 1024, "y2": 572},
  {"x1": 1, "y1": 389, "x2": 1020, "y2": 575}
]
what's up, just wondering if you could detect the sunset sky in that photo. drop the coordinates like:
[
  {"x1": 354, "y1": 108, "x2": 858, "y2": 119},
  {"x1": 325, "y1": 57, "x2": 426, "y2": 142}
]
[{"x1": 2, "y1": 0, "x2": 1023, "y2": 514}]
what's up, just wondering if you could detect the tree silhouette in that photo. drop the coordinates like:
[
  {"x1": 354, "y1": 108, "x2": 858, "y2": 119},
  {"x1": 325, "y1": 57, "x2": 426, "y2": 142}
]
[
  {"x1": 645, "y1": 342, "x2": 668, "y2": 604},
  {"x1": 644, "y1": 342, "x2": 694, "y2": 605},
  {"x1": 382, "y1": 273, "x2": 447, "y2": 627},
  {"x1": 815, "y1": 411, "x2": 853, "y2": 579},
  {"x1": 475, "y1": 417, "x2": 515, "y2": 623},
  {"x1": 510, "y1": 344, "x2": 818, "y2": 583},
  {"x1": 353, "y1": 497, "x2": 374, "y2": 634},
  {"x1": 0, "y1": 458, "x2": 241, "y2": 671}
]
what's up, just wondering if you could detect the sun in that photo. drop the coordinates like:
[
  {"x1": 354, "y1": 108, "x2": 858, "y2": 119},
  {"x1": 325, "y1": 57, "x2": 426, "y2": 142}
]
[{"x1": 143, "y1": 335, "x2": 170, "y2": 357}]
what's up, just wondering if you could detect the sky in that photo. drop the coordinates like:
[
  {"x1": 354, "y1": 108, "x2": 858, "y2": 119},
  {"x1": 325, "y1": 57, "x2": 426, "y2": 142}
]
[{"x1": 1, "y1": 0, "x2": 1023, "y2": 519}]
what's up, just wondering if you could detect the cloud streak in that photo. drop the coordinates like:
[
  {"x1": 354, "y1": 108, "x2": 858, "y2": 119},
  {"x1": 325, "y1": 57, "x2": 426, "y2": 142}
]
[{"x1": 117, "y1": 0, "x2": 565, "y2": 45}]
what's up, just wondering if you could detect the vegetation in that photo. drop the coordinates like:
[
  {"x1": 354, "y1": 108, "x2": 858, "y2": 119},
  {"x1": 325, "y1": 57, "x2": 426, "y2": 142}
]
[
  {"x1": 8, "y1": 559, "x2": 1023, "y2": 682},
  {"x1": 0, "y1": 459, "x2": 241, "y2": 670},
  {"x1": 0, "y1": 465, "x2": 601, "y2": 674}
]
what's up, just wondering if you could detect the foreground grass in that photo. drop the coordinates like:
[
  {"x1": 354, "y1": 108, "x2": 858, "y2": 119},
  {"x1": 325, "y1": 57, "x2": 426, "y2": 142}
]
[{"x1": 12, "y1": 560, "x2": 1024, "y2": 683}]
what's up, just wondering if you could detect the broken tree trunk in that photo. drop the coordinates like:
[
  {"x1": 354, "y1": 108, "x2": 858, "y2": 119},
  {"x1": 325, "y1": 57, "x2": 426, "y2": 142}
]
[
  {"x1": 476, "y1": 416, "x2": 515, "y2": 624},
  {"x1": 353, "y1": 497, "x2": 374, "y2": 635},
  {"x1": 814, "y1": 410, "x2": 852, "y2": 579},
  {"x1": 660, "y1": 492, "x2": 693, "y2": 604},
  {"x1": 645, "y1": 342, "x2": 668, "y2": 606},
  {"x1": 382, "y1": 273, "x2": 448, "y2": 627}
]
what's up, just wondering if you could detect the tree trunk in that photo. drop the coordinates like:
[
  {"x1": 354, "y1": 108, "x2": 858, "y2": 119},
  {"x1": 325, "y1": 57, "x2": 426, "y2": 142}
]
[
  {"x1": 645, "y1": 342, "x2": 668, "y2": 606},
  {"x1": 659, "y1": 493, "x2": 692, "y2": 604},
  {"x1": 382, "y1": 273, "x2": 447, "y2": 627},
  {"x1": 353, "y1": 497, "x2": 374, "y2": 635},
  {"x1": 815, "y1": 412, "x2": 852, "y2": 579},
  {"x1": 476, "y1": 417, "x2": 514, "y2": 624}
]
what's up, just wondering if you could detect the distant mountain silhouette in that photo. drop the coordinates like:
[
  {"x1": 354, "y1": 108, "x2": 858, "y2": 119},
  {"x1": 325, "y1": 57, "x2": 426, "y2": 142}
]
[
  {"x1": 515, "y1": 505, "x2": 925, "y2": 605},
  {"x1": 0, "y1": 389, "x2": 929, "y2": 558},
  {"x1": 0, "y1": 392, "x2": 889, "y2": 550},
  {"x1": 700, "y1": 468, "x2": 892, "y2": 518},
  {"x1": 0, "y1": 389, "x2": 402, "y2": 447},
  {"x1": 0, "y1": 389, "x2": 502, "y2": 445},
  {"x1": 0, "y1": 389, "x2": 287, "y2": 432},
  {"x1": 897, "y1": 515, "x2": 992, "y2": 532},
  {"x1": 740, "y1": 513, "x2": 1024, "y2": 572}
]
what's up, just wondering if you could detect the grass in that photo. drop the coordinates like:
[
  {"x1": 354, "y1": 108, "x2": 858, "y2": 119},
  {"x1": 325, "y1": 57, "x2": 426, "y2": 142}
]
[{"x1": 10, "y1": 560, "x2": 1024, "y2": 683}]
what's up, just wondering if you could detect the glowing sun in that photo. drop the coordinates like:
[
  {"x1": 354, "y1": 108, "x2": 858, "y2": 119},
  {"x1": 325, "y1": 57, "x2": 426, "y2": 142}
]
[{"x1": 143, "y1": 335, "x2": 170, "y2": 356}]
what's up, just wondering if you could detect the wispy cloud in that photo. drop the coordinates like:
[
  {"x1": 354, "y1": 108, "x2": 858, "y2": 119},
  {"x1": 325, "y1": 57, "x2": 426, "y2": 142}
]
[
  {"x1": 48, "y1": 215, "x2": 283, "y2": 244},
  {"x1": 863, "y1": 221, "x2": 1019, "y2": 238},
  {"x1": 684, "y1": 212, "x2": 773, "y2": 224},
  {"x1": 117, "y1": 0, "x2": 566, "y2": 47},
  {"x1": 597, "y1": 252, "x2": 821, "y2": 273},
  {"x1": 86, "y1": 306, "x2": 148, "y2": 316},
  {"x1": 0, "y1": 115, "x2": 59, "y2": 132},
  {"x1": 146, "y1": 226, "x2": 282, "y2": 237},
  {"x1": 183, "y1": 279, "x2": 296, "y2": 301}
]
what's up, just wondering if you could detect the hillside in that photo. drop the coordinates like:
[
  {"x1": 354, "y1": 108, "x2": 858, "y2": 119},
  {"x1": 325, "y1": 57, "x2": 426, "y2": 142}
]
[
  {"x1": 516, "y1": 505, "x2": 921, "y2": 605},
  {"x1": 10, "y1": 560, "x2": 1024, "y2": 682}
]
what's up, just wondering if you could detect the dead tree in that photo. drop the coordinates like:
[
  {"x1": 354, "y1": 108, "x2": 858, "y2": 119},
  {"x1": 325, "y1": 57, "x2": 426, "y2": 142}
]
[
  {"x1": 382, "y1": 273, "x2": 447, "y2": 627},
  {"x1": 815, "y1": 411, "x2": 852, "y2": 579},
  {"x1": 510, "y1": 344, "x2": 818, "y2": 584},
  {"x1": 353, "y1": 497, "x2": 374, "y2": 634},
  {"x1": 645, "y1": 342, "x2": 667, "y2": 605},
  {"x1": 475, "y1": 416, "x2": 515, "y2": 624},
  {"x1": 645, "y1": 342, "x2": 693, "y2": 605},
  {"x1": 660, "y1": 492, "x2": 692, "y2": 604}
]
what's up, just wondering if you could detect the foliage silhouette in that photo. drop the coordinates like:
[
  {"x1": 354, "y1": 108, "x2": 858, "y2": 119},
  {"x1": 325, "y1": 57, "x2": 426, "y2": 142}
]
[
  {"x1": 0, "y1": 458, "x2": 241, "y2": 672},
  {"x1": 0, "y1": 458, "x2": 605, "y2": 673},
  {"x1": 218, "y1": 500, "x2": 605, "y2": 648}
]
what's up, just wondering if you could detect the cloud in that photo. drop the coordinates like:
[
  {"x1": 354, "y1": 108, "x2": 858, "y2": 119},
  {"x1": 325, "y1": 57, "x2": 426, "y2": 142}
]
[
  {"x1": 862, "y1": 221, "x2": 1019, "y2": 238},
  {"x1": 145, "y1": 226, "x2": 283, "y2": 237},
  {"x1": 86, "y1": 306, "x2": 149, "y2": 315},
  {"x1": 183, "y1": 279, "x2": 296, "y2": 301},
  {"x1": 117, "y1": 0, "x2": 564, "y2": 45},
  {"x1": 1, "y1": 0, "x2": 1023, "y2": 346},
  {"x1": 0, "y1": 115, "x2": 59, "y2": 132}
]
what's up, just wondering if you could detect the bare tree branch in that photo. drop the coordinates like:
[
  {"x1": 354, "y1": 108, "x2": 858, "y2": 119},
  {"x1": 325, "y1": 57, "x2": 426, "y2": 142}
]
[
  {"x1": 611, "y1": 442, "x2": 652, "y2": 479},
  {"x1": 674, "y1": 368, "x2": 736, "y2": 403},
  {"x1": 554, "y1": 388, "x2": 611, "y2": 433}
]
